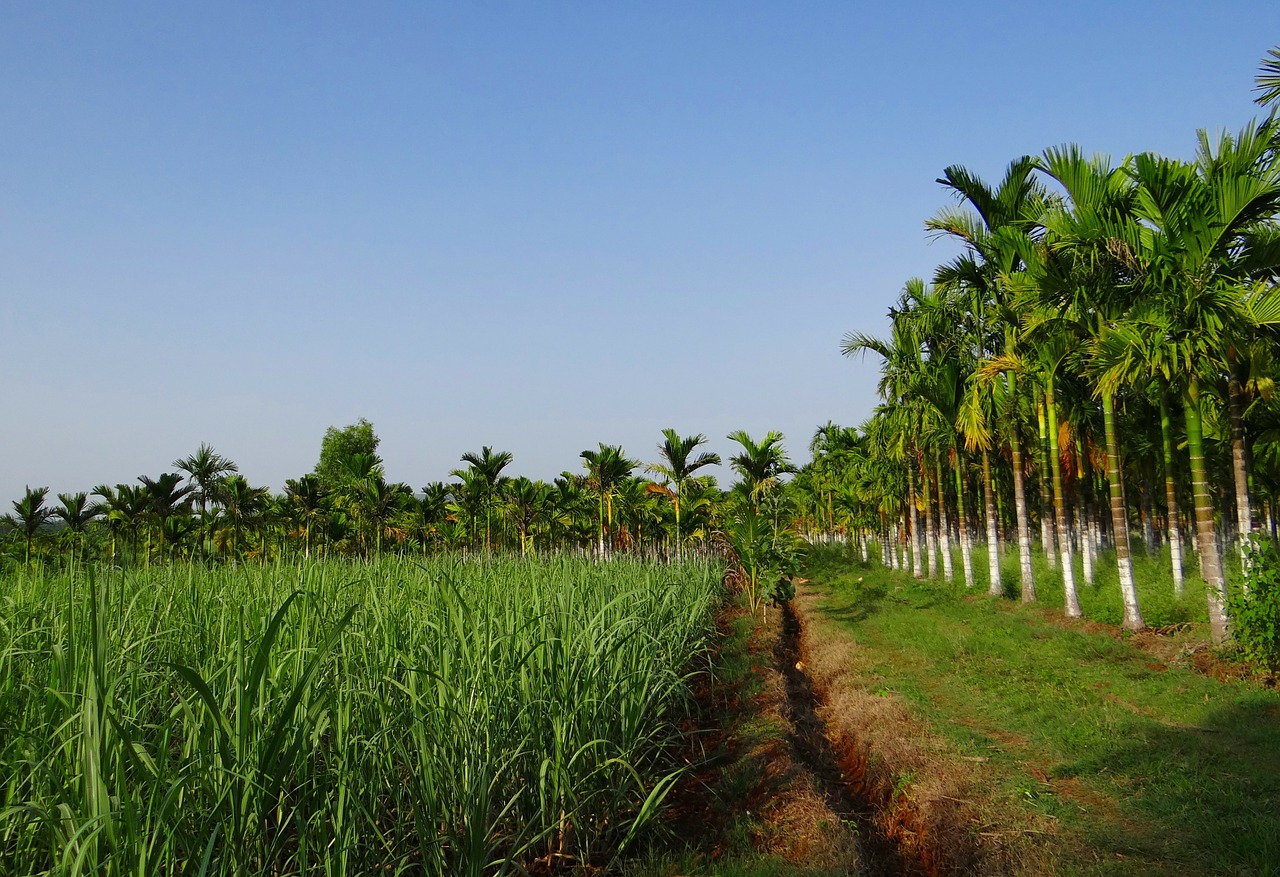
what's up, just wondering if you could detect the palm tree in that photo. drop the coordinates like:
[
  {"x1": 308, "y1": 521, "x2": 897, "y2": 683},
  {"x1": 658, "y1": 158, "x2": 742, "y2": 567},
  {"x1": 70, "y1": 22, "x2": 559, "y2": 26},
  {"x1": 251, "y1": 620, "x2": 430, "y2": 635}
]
[
  {"x1": 284, "y1": 474, "x2": 328, "y2": 558},
  {"x1": 1256, "y1": 44, "x2": 1280, "y2": 106},
  {"x1": 138, "y1": 473, "x2": 195, "y2": 560},
  {"x1": 174, "y1": 443, "x2": 238, "y2": 558},
  {"x1": 94, "y1": 483, "x2": 150, "y2": 565},
  {"x1": 1116, "y1": 122, "x2": 1280, "y2": 641},
  {"x1": 54, "y1": 492, "x2": 102, "y2": 561},
  {"x1": 726, "y1": 431, "x2": 792, "y2": 512},
  {"x1": 453, "y1": 446, "x2": 513, "y2": 554},
  {"x1": 580, "y1": 444, "x2": 638, "y2": 558},
  {"x1": 503, "y1": 477, "x2": 551, "y2": 555},
  {"x1": 646, "y1": 429, "x2": 722, "y2": 562},
  {"x1": 215, "y1": 475, "x2": 269, "y2": 561},
  {"x1": 929, "y1": 156, "x2": 1050, "y2": 602},
  {"x1": 1034, "y1": 144, "x2": 1148, "y2": 629},
  {"x1": 2, "y1": 486, "x2": 54, "y2": 564}
]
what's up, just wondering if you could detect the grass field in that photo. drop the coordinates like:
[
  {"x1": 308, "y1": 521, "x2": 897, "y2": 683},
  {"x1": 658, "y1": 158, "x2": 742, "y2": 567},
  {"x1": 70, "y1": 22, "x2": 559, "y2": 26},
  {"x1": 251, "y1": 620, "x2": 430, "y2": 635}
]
[
  {"x1": 802, "y1": 545, "x2": 1280, "y2": 875},
  {"x1": 0, "y1": 556, "x2": 721, "y2": 876}
]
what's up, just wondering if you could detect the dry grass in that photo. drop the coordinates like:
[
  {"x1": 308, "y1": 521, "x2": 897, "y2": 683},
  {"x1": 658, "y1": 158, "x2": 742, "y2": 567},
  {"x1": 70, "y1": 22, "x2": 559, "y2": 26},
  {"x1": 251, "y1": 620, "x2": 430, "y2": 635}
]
[{"x1": 792, "y1": 586, "x2": 1061, "y2": 876}]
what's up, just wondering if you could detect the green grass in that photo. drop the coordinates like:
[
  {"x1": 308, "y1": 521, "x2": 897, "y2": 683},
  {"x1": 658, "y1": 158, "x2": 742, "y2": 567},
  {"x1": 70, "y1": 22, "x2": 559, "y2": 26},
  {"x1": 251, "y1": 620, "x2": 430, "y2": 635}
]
[
  {"x1": 803, "y1": 544, "x2": 1280, "y2": 875},
  {"x1": 0, "y1": 556, "x2": 722, "y2": 876}
]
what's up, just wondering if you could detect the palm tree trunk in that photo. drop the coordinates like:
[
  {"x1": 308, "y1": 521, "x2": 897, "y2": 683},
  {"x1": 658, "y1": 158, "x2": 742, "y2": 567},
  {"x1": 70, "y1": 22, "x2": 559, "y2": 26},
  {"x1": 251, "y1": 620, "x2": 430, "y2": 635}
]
[
  {"x1": 1159, "y1": 395, "x2": 1185, "y2": 598},
  {"x1": 1185, "y1": 377, "x2": 1230, "y2": 643},
  {"x1": 1228, "y1": 352, "x2": 1254, "y2": 573},
  {"x1": 1008, "y1": 374, "x2": 1036, "y2": 602},
  {"x1": 982, "y1": 448, "x2": 1002, "y2": 596},
  {"x1": 906, "y1": 459, "x2": 924, "y2": 578},
  {"x1": 922, "y1": 453, "x2": 937, "y2": 577},
  {"x1": 935, "y1": 456, "x2": 954, "y2": 582},
  {"x1": 954, "y1": 449, "x2": 975, "y2": 588},
  {"x1": 1046, "y1": 384, "x2": 1079, "y2": 616},
  {"x1": 1102, "y1": 391, "x2": 1144, "y2": 630},
  {"x1": 1037, "y1": 400, "x2": 1058, "y2": 569},
  {"x1": 1076, "y1": 435, "x2": 1094, "y2": 586}
]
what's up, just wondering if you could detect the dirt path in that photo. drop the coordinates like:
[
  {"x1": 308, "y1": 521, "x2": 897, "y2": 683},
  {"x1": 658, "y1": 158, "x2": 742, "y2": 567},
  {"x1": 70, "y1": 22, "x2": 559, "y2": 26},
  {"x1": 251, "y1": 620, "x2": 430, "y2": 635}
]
[{"x1": 776, "y1": 602, "x2": 919, "y2": 875}]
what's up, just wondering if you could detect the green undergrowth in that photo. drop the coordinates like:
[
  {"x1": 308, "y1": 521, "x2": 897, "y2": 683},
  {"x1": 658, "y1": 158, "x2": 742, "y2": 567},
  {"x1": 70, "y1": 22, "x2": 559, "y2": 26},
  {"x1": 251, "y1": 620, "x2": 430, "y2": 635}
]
[{"x1": 803, "y1": 544, "x2": 1280, "y2": 875}]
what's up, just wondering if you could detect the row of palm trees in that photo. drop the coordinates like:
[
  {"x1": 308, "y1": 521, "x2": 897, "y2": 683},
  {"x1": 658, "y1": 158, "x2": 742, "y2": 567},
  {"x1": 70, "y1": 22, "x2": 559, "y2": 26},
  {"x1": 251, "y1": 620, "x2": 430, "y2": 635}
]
[
  {"x1": 819, "y1": 86, "x2": 1280, "y2": 640},
  {"x1": 1, "y1": 430, "x2": 798, "y2": 567}
]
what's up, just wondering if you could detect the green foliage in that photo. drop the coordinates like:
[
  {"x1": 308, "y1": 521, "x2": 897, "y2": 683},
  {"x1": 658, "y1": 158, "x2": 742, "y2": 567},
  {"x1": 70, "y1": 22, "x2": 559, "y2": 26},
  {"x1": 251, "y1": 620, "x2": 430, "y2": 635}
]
[
  {"x1": 1228, "y1": 540, "x2": 1280, "y2": 671},
  {"x1": 313, "y1": 418, "x2": 382, "y2": 493},
  {"x1": 0, "y1": 556, "x2": 721, "y2": 875}
]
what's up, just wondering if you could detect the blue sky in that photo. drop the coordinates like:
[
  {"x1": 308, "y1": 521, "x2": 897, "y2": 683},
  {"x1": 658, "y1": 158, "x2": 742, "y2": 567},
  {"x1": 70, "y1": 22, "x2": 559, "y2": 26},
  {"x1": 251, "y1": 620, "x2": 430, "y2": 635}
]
[{"x1": 1, "y1": 2, "x2": 1274, "y2": 500}]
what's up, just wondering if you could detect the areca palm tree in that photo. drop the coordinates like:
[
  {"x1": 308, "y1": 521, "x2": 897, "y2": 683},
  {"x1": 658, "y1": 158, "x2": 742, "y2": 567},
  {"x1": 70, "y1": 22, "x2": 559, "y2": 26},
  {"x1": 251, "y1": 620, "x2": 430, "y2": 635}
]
[
  {"x1": 284, "y1": 474, "x2": 328, "y2": 558},
  {"x1": 929, "y1": 156, "x2": 1050, "y2": 602},
  {"x1": 646, "y1": 429, "x2": 722, "y2": 561},
  {"x1": 1114, "y1": 122, "x2": 1280, "y2": 641},
  {"x1": 174, "y1": 443, "x2": 238, "y2": 559},
  {"x1": 1034, "y1": 144, "x2": 1148, "y2": 629},
  {"x1": 215, "y1": 475, "x2": 269, "y2": 561},
  {"x1": 2, "y1": 486, "x2": 54, "y2": 564},
  {"x1": 453, "y1": 446, "x2": 513, "y2": 554},
  {"x1": 54, "y1": 492, "x2": 102, "y2": 561},
  {"x1": 138, "y1": 473, "x2": 195, "y2": 560},
  {"x1": 726, "y1": 431, "x2": 792, "y2": 512},
  {"x1": 503, "y1": 476, "x2": 551, "y2": 555},
  {"x1": 580, "y1": 444, "x2": 638, "y2": 558},
  {"x1": 93, "y1": 483, "x2": 150, "y2": 565}
]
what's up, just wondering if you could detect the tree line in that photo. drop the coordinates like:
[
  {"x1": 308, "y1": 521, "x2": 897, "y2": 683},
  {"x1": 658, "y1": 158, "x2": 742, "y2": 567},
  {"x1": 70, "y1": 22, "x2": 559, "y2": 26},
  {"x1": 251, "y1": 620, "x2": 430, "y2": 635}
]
[{"x1": 0, "y1": 420, "x2": 796, "y2": 579}]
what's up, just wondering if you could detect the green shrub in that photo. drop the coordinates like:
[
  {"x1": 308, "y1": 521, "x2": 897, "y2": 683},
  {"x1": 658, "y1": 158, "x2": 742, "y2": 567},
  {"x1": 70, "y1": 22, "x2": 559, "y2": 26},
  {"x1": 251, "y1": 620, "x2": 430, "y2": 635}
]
[{"x1": 1228, "y1": 540, "x2": 1280, "y2": 671}]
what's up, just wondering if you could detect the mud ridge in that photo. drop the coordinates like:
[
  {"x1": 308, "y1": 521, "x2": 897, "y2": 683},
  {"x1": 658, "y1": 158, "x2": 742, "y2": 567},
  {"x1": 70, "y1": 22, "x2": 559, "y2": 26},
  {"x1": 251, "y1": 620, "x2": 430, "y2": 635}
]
[{"x1": 776, "y1": 601, "x2": 922, "y2": 875}]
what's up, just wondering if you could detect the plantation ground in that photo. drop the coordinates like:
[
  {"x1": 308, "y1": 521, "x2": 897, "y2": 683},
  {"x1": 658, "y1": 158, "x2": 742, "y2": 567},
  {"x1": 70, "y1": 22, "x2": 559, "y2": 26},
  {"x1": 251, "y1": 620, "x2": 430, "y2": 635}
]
[{"x1": 791, "y1": 546, "x2": 1280, "y2": 876}]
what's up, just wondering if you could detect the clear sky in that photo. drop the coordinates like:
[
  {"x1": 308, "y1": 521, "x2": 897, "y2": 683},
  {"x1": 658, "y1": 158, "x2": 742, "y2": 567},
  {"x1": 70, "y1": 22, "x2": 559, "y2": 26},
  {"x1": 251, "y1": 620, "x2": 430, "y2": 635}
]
[{"x1": 1, "y1": 2, "x2": 1275, "y2": 500}]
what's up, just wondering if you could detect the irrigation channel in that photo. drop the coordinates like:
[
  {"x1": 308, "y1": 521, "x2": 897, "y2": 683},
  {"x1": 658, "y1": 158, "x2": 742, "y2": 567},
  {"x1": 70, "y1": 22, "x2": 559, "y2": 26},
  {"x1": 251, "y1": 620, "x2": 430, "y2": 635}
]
[{"x1": 777, "y1": 601, "x2": 939, "y2": 876}]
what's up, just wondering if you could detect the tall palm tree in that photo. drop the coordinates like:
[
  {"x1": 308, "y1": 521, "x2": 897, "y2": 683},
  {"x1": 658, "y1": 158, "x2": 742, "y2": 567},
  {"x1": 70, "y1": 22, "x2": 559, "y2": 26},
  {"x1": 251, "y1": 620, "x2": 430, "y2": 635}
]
[
  {"x1": 646, "y1": 429, "x2": 722, "y2": 562},
  {"x1": 580, "y1": 444, "x2": 638, "y2": 558},
  {"x1": 215, "y1": 475, "x2": 269, "y2": 561},
  {"x1": 54, "y1": 492, "x2": 102, "y2": 560},
  {"x1": 1115, "y1": 122, "x2": 1280, "y2": 641},
  {"x1": 1034, "y1": 144, "x2": 1148, "y2": 629},
  {"x1": 453, "y1": 446, "x2": 513, "y2": 554},
  {"x1": 174, "y1": 443, "x2": 238, "y2": 559},
  {"x1": 929, "y1": 156, "x2": 1050, "y2": 602},
  {"x1": 284, "y1": 475, "x2": 328, "y2": 558},
  {"x1": 2, "y1": 486, "x2": 54, "y2": 564},
  {"x1": 138, "y1": 473, "x2": 195, "y2": 560}
]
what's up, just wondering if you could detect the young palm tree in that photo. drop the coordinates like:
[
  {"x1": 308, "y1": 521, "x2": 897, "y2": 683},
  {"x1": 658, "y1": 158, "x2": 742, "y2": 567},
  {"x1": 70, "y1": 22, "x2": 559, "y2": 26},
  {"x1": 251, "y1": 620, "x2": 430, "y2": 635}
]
[
  {"x1": 503, "y1": 476, "x2": 551, "y2": 555},
  {"x1": 646, "y1": 429, "x2": 722, "y2": 562},
  {"x1": 215, "y1": 475, "x2": 269, "y2": 561}
]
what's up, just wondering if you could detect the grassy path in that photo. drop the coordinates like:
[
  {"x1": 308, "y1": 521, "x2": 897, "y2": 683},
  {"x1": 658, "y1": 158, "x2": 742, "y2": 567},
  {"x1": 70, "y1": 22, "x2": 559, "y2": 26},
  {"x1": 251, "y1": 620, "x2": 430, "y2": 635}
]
[{"x1": 800, "y1": 548, "x2": 1280, "y2": 876}]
